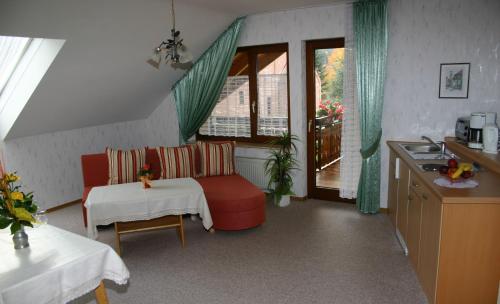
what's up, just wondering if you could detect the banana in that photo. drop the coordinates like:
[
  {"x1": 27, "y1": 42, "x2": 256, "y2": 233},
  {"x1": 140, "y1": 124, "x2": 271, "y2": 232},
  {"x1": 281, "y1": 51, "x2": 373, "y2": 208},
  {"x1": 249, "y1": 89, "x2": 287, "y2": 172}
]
[
  {"x1": 458, "y1": 162, "x2": 473, "y2": 171},
  {"x1": 452, "y1": 168, "x2": 464, "y2": 179},
  {"x1": 452, "y1": 162, "x2": 473, "y2": 179}
]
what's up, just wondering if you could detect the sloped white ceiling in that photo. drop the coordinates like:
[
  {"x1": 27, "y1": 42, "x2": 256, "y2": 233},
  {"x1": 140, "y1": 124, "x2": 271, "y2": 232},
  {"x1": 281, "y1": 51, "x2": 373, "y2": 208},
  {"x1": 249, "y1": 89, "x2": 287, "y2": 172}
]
[{"x1": 0, "y1": 0, "x2": 338, "y2": 139}]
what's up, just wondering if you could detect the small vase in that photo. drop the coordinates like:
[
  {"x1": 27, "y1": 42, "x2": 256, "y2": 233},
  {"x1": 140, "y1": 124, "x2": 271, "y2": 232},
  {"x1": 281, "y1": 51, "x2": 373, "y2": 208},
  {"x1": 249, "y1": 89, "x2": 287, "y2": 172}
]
[
  {"x1": 13, "y1": 226, "x2": 29, "y2": 249},
  {"x1": 140, "y1": 176, "x2": 152, "y2": 189}
]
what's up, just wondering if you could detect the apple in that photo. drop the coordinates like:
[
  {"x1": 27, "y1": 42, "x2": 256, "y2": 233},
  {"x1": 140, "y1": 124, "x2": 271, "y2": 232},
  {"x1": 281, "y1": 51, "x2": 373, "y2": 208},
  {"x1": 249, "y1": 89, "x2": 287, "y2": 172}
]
[
  {"x1": 439, "y1": 166, "x2": 449, "y2": 175},
  {"x1": 447, "y1": 167, "x2": 458, "y2": 179},
  {"x1": 461, "y1": 171, "x2": 473, "y2": 179},
  {"x1": 447, "y1": 159, "x2": 458, "y2": 169}
]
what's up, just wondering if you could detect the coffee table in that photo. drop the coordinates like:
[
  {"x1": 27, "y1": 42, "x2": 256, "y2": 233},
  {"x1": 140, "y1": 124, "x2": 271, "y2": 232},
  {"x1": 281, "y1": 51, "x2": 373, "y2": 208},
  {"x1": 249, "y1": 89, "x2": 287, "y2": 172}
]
[
  {"x1": 85, "y1": 178, "x2": 213, "y2": 255},
  {"x1": 0, "y1": 224, "x2": 129, "y2": 304}
]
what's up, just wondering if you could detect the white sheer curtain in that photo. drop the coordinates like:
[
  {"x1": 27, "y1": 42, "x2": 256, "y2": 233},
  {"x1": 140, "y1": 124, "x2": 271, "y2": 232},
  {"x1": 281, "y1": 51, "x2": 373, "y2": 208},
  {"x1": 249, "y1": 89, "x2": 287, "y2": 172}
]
[{"x1": 339, "y1": 4, "x2": 362, "y2": 199}]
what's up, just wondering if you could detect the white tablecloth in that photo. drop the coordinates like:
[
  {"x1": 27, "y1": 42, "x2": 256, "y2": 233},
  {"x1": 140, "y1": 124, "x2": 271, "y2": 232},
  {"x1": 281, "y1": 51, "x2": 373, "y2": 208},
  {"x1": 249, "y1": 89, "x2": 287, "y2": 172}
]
[
  {"x1": 85, "y1": 178, "x2": 213, "y2": 239},
  {"x1": 0, "y1": 225, "x2": 129, "y2": 304}
]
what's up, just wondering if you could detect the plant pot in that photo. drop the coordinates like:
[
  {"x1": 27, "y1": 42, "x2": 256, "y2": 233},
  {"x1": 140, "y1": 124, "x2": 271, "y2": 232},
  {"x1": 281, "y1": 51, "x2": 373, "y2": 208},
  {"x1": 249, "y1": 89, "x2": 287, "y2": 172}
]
[
  {"x1": 13, "y1": 226, "x2": 29, "y2": 249},
  {"x1": 276, "y1": 195, "x2": 291, "y2": 207}
]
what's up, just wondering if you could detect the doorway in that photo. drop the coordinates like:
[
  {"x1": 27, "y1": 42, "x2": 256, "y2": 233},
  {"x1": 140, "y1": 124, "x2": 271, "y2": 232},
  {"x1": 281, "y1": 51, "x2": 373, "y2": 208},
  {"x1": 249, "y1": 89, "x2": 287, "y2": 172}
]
[{"x1": 306, "y1": 38, "x2": 352, "y2": 202}]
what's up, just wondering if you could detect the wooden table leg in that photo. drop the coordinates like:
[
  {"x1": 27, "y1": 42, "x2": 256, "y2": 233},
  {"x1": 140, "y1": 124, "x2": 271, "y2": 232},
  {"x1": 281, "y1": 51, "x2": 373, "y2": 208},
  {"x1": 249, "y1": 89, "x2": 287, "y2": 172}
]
[
  {"x1": 114, "y1": 222, "x2": 121, "y2": 256},
  {"x1": 95, "y1": 281, "x2": 109, "y2": 304},
  {"x1": 177, "y1": 215, "x2": 185, "y2": 248}
]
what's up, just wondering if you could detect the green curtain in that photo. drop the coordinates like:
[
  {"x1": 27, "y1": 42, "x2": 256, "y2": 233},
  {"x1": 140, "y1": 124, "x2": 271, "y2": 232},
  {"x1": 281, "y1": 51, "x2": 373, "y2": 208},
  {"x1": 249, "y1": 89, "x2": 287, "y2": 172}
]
[
  {"x1": 353, "y1": 0, "x2": 388, "y2": 213},
  {"x1": 172, "y1": 17, "x2": 245, "y2": 144}
]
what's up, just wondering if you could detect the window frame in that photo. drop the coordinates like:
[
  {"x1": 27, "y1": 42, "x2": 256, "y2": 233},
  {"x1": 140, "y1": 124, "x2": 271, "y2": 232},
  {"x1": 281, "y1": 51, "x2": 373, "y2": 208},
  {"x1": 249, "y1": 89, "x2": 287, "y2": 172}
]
[{"x1": 197, "y1": 43, "x2": 290, "y2": 144}]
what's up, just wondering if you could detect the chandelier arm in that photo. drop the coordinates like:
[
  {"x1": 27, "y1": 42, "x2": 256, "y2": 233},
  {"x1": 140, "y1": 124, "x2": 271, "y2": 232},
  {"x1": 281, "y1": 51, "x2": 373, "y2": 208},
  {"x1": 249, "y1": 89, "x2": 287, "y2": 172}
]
[{"x1": 171, "y1": 0, "x2": 175, "y2": 30}]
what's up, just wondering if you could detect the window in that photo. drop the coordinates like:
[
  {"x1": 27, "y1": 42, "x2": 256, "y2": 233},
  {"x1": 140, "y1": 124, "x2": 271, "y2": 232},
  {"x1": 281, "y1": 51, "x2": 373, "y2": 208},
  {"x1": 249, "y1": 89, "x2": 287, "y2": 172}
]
[
  {"x1": 266, "y1": 97, "x2": 272, "y2": 116},
  {"x1": 198, "y1": 43, "x2": 289, "y2": 143},
  {"x1": 0, "y1": 36, "x2": 31, "y2": 96},
  {"x1": 238, "y1": 91, "x2": 244, "y2": 105}
]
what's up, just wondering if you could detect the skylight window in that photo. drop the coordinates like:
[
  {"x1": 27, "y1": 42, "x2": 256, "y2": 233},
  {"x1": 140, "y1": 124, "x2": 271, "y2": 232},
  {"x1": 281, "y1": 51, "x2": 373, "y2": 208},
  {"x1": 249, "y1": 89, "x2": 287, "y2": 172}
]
[{"x1": 0, "y1": 36, "x2": 32, "y2": 96}]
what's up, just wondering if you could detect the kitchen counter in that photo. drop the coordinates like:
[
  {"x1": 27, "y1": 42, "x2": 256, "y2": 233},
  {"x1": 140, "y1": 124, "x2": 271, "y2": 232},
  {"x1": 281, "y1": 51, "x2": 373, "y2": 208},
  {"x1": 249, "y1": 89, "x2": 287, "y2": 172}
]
[
  {"x1": 387, "y1": 140, "x2": 500, "y2": 204},
  {"x1": 386, "y1": 140, "x2": 500, "y2": 304},
  {"x1": 444, "y1": 136, "x2": 500, "y2": 175}
]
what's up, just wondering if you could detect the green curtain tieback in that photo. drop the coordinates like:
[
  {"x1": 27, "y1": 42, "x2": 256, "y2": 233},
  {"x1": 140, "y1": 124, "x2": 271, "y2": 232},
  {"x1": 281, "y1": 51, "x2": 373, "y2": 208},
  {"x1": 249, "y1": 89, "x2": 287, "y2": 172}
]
[{"x1": 360, "y1": 129, "x2": 382, "y2": 159}]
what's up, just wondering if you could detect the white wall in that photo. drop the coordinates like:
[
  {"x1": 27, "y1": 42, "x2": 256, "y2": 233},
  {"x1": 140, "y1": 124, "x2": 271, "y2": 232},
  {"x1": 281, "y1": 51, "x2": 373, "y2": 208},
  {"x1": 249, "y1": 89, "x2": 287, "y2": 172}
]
[
  {"x1": 143, "y1": 93, "x2": 180, "y2": 148},
  {"x1": 3, "y1": 119, "x2": 150, "y2": 210},
  {"x1": 380, "y1": 0, "x2": 500, "y2": 207}
]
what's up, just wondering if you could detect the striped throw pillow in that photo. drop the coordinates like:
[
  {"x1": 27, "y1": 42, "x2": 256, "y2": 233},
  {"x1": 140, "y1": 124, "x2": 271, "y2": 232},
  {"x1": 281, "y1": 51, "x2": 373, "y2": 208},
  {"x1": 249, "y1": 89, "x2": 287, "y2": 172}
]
[
  {"x1": 197, "y1": 141, "x2": 235, "y2": 177},
  {"x1": 106, "y1": 147, "x2": 146, "y2": 185},
  {"x1": 156, "y1": 145, "x2": 197, "y2": 179}
]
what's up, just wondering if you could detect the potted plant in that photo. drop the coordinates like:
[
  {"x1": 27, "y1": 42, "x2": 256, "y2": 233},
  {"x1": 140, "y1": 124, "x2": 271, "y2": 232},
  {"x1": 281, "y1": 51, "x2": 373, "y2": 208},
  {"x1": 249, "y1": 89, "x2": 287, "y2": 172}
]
[
  {"x1": 316, "y1": 98, "x2": 344, "y2": 124},
  {"x1": 0, "y1": 172, "x2": 39, "y2": 249},
  {"x1": 265, "y1": 132, "x2": 299, "y2": 207}
]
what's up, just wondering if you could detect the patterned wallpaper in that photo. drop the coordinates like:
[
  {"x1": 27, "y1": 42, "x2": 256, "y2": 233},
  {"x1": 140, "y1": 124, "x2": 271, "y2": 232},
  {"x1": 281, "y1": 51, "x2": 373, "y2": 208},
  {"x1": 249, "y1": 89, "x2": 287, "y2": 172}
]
[
  {"x1": 380, "y1": 0, "x2": 500, "y2": 206},
  {"x1": 3, "y1": 119, "x2": 150, "y2": 210}
]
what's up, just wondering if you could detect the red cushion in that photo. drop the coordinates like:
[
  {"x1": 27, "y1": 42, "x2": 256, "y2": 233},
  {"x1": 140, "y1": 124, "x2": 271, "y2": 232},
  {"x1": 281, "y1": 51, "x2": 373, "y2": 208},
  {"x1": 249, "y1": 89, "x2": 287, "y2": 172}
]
[
  {"x1": 106, "y1": 147, "x2": 146, "y2": 184},
  {"x1": 81, "y1": 154, "x2": 109, "y2": 188},
  {"x1": 82, "y1": 186, "x2": 92, "y2": 203},
  {"x1": 156, "y1": 145, "x2": 197, "y2": 179},
  {"x1": 197, "y1": 141, "x2": 235, "y2": 177},
  {"x1": 196, "y1": 174, "x2": 265, "y2": 212}
]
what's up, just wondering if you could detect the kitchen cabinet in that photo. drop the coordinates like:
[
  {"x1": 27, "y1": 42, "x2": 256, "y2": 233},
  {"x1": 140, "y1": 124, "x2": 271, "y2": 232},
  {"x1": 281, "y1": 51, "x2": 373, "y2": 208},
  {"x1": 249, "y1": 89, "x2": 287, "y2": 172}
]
[
  {"x1": 387, "y1": 141, "x2": 500, "y2": 304},
  {"x1": 406, "y1": 181, "x2": 422, "y2": 269},
  {"x1": 418, "y1": 188, "x2": 441, "y2": 302}
]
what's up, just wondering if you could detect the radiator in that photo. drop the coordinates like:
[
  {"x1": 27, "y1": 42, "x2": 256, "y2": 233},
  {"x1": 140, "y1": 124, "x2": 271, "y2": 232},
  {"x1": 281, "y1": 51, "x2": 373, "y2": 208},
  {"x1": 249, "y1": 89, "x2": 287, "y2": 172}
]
[{"x1": 235, "y1": 157, "x2": 268, "y2": 190}]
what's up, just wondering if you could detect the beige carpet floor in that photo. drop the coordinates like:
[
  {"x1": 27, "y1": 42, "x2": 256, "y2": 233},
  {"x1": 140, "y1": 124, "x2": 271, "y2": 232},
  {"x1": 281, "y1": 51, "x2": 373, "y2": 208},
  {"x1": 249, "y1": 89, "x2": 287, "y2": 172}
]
[{"x1": 46, "y1": 199, "x2": 427, "y2": 304}]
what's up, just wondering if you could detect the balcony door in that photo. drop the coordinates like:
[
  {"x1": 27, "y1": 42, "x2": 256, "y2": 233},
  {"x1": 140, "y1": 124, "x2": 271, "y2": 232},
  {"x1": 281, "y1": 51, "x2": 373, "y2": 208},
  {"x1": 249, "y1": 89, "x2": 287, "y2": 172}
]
[{"x1": 306, "y1": 38, "x2": 352, "y2": 202}]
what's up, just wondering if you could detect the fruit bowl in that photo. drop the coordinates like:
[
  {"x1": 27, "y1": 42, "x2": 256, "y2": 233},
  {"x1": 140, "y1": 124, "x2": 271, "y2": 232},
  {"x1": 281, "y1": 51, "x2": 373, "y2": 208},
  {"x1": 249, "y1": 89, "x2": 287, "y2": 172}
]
[
  {"x1": 440, "y1": 175, "x2": 473, "y2": 183},
  {"x1": 439, "y1": 160, "x2": 474, "y2": 182}
]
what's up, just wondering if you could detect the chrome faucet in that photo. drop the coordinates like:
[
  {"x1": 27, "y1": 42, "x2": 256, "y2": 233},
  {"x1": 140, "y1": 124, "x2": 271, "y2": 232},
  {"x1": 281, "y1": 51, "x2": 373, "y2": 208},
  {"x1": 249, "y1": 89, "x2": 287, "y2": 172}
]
[{"x1": 421, "y1": 136, "x2": 446, "y2": 158}]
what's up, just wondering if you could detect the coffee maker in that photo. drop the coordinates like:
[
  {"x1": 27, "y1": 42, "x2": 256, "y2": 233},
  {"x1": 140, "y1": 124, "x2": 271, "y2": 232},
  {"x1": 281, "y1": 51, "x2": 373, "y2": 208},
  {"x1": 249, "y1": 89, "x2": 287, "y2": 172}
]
[{"x1": 468, "y1": 112, "x2": 486, "y2": 149}]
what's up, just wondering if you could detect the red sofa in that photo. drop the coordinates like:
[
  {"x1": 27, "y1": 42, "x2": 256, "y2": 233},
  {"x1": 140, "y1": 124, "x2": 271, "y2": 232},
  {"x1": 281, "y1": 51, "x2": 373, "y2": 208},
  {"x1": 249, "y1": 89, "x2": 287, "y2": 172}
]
[{"x1": 81, "y1": 148, "x2": 265, "y2": 231}]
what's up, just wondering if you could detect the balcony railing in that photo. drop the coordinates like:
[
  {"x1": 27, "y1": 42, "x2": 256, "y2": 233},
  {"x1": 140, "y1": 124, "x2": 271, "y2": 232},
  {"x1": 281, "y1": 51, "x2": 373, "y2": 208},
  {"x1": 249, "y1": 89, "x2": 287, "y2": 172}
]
[{"x1": 315, "y1": 117, "x2": 342, "y2": 170}]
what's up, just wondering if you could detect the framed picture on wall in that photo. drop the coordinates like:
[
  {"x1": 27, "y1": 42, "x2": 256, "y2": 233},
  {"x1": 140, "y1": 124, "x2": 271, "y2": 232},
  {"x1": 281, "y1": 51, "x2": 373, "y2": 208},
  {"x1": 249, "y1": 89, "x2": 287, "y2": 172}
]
[{"x1": 439, "y1": 63, "x2": 470, "y2": 98}]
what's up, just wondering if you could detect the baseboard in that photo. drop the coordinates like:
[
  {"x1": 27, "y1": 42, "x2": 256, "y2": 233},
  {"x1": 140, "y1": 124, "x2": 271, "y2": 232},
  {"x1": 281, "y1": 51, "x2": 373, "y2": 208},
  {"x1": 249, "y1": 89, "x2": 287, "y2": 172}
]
[
  {"x1": 46, "y1": 199, "x2": 81, "y2": 213},
  {"x1": 291, "y1": 195, "x2": 307, "y2": 201},
  {"x1": 379, "y1": 207, "x2": 388, "y2": 214}
]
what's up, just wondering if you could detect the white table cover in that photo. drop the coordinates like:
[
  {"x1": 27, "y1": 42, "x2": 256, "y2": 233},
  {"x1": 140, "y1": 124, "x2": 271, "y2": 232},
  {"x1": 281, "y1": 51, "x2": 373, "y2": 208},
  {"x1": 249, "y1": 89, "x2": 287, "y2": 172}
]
[
  {"x1": 0, "y1": 225, "x2": 129, "y2": 304},
  {"x1": 85, "y1": 178, "x2": 213, "y2": 239}
]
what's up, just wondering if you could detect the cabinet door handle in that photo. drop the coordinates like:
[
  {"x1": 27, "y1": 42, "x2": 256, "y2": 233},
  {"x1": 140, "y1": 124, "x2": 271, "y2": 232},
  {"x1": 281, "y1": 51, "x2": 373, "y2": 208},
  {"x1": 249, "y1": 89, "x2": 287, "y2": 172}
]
[
  {"x1": 308, "y1": 119, "x2": 312, "y2": 133},
  {"x1": 422, "y1": 194, "x2": 428, "y2": 200},
  {"x1": 252, "y1": 101, "x2": 256, "y2": 114},
  {"x1": 411, "y1": 181, "x2": 419, "y2": 188}
]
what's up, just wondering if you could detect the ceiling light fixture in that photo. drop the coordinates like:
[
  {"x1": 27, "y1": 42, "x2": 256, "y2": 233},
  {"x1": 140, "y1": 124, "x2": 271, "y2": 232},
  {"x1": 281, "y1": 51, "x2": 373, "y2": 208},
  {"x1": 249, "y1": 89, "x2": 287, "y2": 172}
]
[{"x1": 147, "y1": 0, "x2": 193, "y2": 70}]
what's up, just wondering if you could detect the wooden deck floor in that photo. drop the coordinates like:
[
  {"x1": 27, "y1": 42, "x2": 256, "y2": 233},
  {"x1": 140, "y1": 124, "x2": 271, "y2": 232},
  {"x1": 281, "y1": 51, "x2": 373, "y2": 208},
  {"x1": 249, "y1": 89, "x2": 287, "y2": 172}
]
[{"x1": 316, "y1": 161, "x2": 340, "y2": 189}]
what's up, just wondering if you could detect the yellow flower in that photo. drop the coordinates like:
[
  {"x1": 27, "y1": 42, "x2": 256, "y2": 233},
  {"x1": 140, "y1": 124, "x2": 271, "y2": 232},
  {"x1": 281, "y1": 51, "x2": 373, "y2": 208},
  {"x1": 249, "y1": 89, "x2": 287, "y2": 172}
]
[
  {"x1": 11, "y1": 192, "x2": 24, "y2": 200},
  {"x1": 3, "y1": 173, "x2": 18, "y2": 183},
  {"x1": 12, "y1": 207, "x2": 35, "y2": 223},
  {"x1": 9, "y1": 174, "x2": 19, "y2": 182}
]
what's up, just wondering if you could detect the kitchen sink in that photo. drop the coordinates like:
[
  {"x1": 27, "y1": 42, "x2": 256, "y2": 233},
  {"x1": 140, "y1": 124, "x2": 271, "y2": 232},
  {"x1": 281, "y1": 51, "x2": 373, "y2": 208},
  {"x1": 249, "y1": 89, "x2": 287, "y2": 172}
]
[
  {"x1": 398, "y1": 143, "x2": 455, "y2": 160},
  {"x1": 402, "y1": 144, "x2": 441, "y2": 153},
  {"x1": 417, "y1": 163, "x2": 446, "y2": 172}
]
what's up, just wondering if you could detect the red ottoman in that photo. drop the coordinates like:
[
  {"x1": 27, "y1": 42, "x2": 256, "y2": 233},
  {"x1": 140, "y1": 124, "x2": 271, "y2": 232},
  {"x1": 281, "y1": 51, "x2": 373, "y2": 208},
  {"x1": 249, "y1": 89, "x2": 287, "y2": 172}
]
[{"x1": 196, "y1": 174, "x2": 265, "y2": 230}]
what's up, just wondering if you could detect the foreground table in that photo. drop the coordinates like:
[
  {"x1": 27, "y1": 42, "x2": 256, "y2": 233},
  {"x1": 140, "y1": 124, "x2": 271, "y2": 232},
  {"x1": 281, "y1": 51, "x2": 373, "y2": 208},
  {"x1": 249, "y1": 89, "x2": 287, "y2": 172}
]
[
  {"x1": 0, "y1": 225, "x2": 129, "y2": 304},
  {"x1": 85, "y1": 178, "x2": 213, "y2": 254}
]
